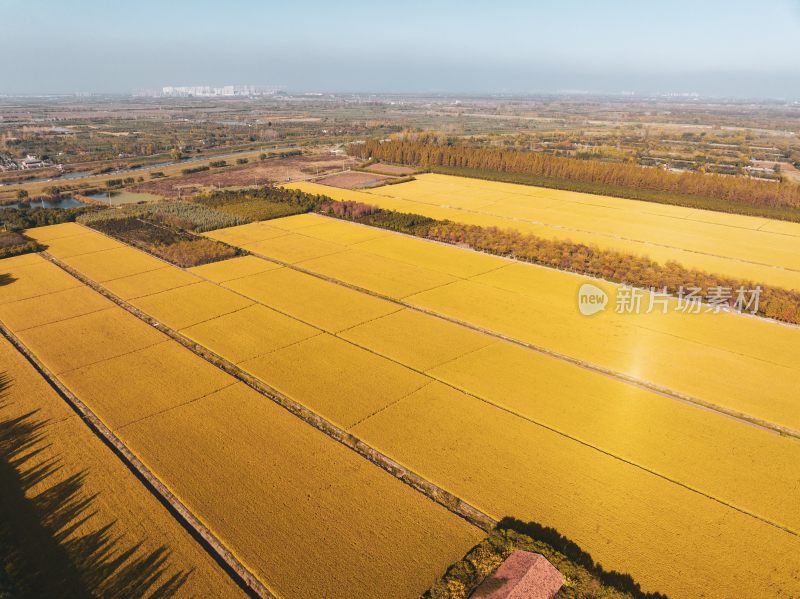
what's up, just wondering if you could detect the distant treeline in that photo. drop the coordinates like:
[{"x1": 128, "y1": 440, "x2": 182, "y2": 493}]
[
  {"x1": 319, "y1": 199, "x2": 800, "y2": 325},
  {"x1": 180, "y1": 165, "x2": 210, "y2": 175},
  {"x1": 348, "y1": 140, "x2": 800, "y2": 212},
  {"x1": 1, "y1": 205, "x2": 99, "y2": 232}
]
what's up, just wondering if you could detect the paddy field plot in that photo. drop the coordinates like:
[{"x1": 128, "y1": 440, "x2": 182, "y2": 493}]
[
  {"x1": 239, "y1": 333, "x2": 431, "y2": 429},
  {"x1": 242, "y1": 232, "x2": 346, "y2": 264},
  {"x1": 59, "y1": 341, "x2": 235, "y2": 430},
  {"x1": 340, "y1": 308, "x2": 495, "y2": 372},
  {"x1": 0, "y1": 325, "x2": 244, "y2": 599},
  {"x1": 35, "y1": 228, "x2": 123, "y2": 258},
  {"x1": 56, "y1": 245, "x2": 166, "y2": 282},
  {"x1": 427, "y1": 340, "x2": 800, "y2": 534},
  {"x1": 0, "y1": 254, "x2": 82, "y2": 304},
  {"x1": 0, "y1": 241, "x2": 484, "y2": 599},
  {"x1": 22, "y1": 221, "x2": 88, "y2": 243},
  {"x1": 15, "y1": 306, "x2": 164, "y2": 375},
  {"x1": 121, "y1": 383, "x2": 483, "y2": 599},
  {"x1": 103, "y1": 265, "x2": 201, "y2": 300},
  {"x1": 224, "y1": 267, "x2": 401, "y2": 333},
  {"x1": 286, "y1": 217, "x2": 390, "y2": 245},
  {"x1": 188, "y1": 255, "x2": 280, "y2": 283},
  {"x1": 203, "y1": 221, "x2": 292, "y2": 246},
  {"x1": 407, "y1": 272, "x2": 800, "y2": 432},
  {"x1": 0, "y1": 284, "x2": 112, "y2": 331},
  {"x1": 351, "y1": 382, "x2": 800, "y2": 599},
  {"x1": 182, "y1": 303, "x2": 319, "y2": 364},
  {"x1": 299, "y1": 249, "x2": 457, "y2": 298},
  {"x1": 130, "y1": 281, "x2": 254, "y2": 330}
]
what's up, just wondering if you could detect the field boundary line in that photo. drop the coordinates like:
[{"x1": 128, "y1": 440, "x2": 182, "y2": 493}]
[
  {"x1": 0, "y1": 316, "x2": 275, "y2": 599},
  {"x1": 41, "y1": 251, "x2": 498, "y2": 535}
]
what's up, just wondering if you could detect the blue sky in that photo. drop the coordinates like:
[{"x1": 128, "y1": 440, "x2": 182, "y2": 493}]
[{"x1": 2, "y1": 0, "x2": 799, "y2": 96}]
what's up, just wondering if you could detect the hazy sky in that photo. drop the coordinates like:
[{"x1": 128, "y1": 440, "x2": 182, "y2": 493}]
[{"x1": 2, "y1": 0, "x2": 799, "y2": 97}]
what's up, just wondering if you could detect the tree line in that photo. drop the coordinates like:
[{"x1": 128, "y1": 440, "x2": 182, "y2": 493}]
[
  {"x1": 318, "y1": 198, "x2": 800, "y2": 325},
  {"x1": 348, "y1": 140, "x2": 800, "y2": 210}
]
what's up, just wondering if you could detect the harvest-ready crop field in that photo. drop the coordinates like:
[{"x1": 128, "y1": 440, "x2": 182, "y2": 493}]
[
  {"x1": 287, "y1": 176, "x2": 800, "y2": 290},
  {"x1": 0, "y1": 322, "x2": 243, "y2": 598},
  {"x1": 205, "y1": 212, "x2": 800, "y2": 434},
  {"x1": 16, "y1": 221, "x2": 800, "y2": 598},
  {"x1": 0, "y1": 249, "x2": 483, "y2": 599}
]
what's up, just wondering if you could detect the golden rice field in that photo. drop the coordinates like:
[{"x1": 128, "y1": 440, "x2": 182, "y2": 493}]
[
  {"x1": 239, "y1": 333, "x2": 430, "y2": 429},
  {"x1": 120, "y1": 382, "x2": 483, "y2": 599},
  {"x1": 13, "y1": 223, "x2": 800, "y2": 597},
  {"x1": 0, "y1": 327, "x2": 244, "y2": 598},
  {"x1": 216, "y1": 214, "x2": 800, "y2": 433},
  {"x1": 340, "y1": 308, "x2": 495, "y2": 372},
  {"x1": 103, "y1": 265, "x2": 201, "y2": 300},
  {"x1": 182, "y1": 303, "x2": 319, "y2": 363},
  {"x1": 223, "y1": 266, "x2": 400, "y2": 333},
  {"x1": 188, "y1": 255, "x2": 280, "y2": 283},
  {"x1": 287, "y1": 176, "x2": 800, "y2": 290},
  {"x1": 350, "y1": 382, "x2": 800, "y2": 599},
  {"x1": 130, "y1": 281, "x2": 254, "y2": 330},
  {"x1": 0, "y1": 248, "x2": 485, "y2": 599}
]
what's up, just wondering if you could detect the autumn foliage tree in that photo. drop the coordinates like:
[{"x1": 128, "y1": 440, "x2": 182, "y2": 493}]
[{"x1": 349, "y1": 140, "x2": 800, "y2": 209}]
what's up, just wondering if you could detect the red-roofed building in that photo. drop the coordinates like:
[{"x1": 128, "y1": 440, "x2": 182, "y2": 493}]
[{"x1": 472, "y1": 551, "x2": 564, "y2": 599}]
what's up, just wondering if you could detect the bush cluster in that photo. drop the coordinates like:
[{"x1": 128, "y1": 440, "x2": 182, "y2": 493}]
[
  {"x1": 0, "y1": 232, "x2": 41, "y2": 258},
  {"x1": 425, "y1": 525, "x2": 664, "y2": 599}
]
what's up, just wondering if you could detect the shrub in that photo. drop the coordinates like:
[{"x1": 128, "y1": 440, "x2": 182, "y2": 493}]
[
  {"x1": 152, "y1": 238, "x2": 237, "y2": 267},
  {"x1": 82, "y1": 212, "x2": 240, "y2": 268},
  {"x1": 192, "y1": 186, "x2": 324, "y2": 221},
  {"x1": 79, "y1": 201, "x2": 246, "y2": 232},
  {"x1": 181, "y1": 165, "x2": 210, "y2": 175},
  {"x1": 1, "y1": 206, "x2": 100, "y2": 232},
  {"x1": 425, "y1": 526, "x2": 663, "y2": 599},
  {"x1": 0, "y1": 232, "x2": 41, "y2": 258}
]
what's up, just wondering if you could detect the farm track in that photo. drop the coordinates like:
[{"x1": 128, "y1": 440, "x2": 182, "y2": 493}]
[
  {"x1": 40, "y1": 249, "x2": 498, "y2": 535},
  {"x1": 0, "y1": 316, "x2": 273, "y2": 599}
]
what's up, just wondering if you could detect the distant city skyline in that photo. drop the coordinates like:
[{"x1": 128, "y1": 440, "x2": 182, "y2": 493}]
[{"x1": 2, "y1": 0, "x2": 799, "y2": 98}]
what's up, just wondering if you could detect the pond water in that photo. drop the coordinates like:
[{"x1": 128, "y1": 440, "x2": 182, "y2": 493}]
[
  {"x1": 5, "y1": 170, "x2": 93, "y2": 185},
  {"x1": 85, "y1": 191, "x2": 162, "y2": 205},
  {"x1": 0, "y1": 197, "x2": 87, "y2": 210}
]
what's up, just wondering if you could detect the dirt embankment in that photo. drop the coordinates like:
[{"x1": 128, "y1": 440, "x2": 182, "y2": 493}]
[
  {"x1": 362, "y1": 163, "x2": 417, "y2": 176},
  {"x1": 315, "y1": 171, "x2": 393, "y2": 189}
]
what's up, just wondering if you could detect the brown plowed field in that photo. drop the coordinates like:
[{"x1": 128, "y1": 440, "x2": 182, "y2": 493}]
[{"x1": 134, "y1": 154, "x2": 358, "y2": 197}]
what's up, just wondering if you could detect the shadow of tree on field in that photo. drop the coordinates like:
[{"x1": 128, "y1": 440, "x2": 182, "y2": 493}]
[
  {"x1": 0, "y1": 273, "x2": 16, "y2": 288},
  {"x1": 497, "y1": 516, "x2": 669, "y2": 599},
  {"x1": 0, "y1": 372, "x2": 192, "y2": 597}
]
